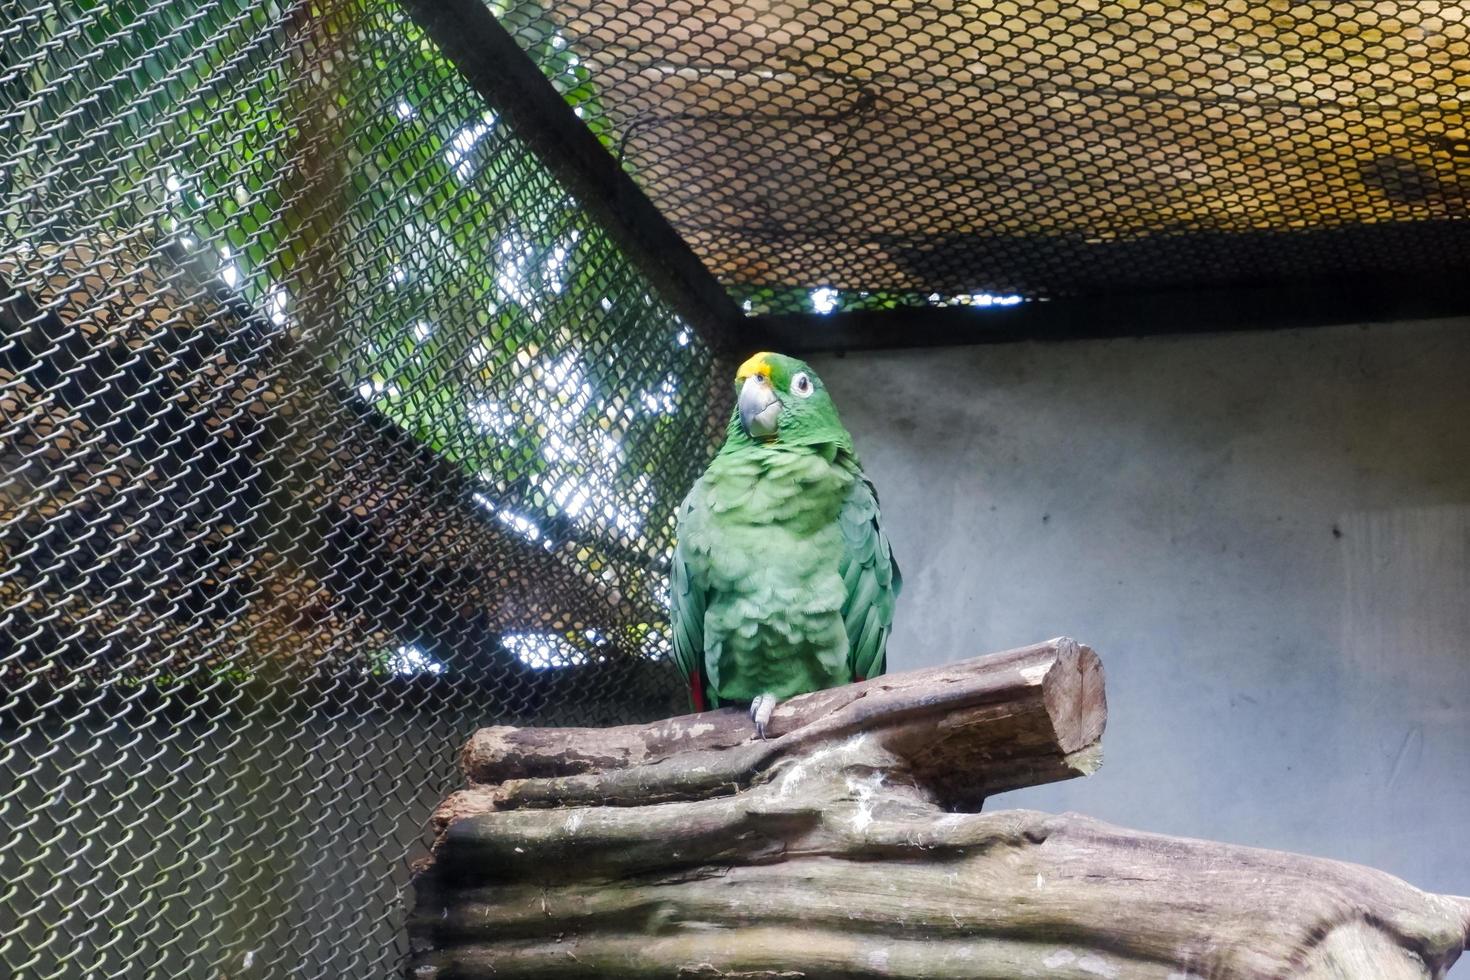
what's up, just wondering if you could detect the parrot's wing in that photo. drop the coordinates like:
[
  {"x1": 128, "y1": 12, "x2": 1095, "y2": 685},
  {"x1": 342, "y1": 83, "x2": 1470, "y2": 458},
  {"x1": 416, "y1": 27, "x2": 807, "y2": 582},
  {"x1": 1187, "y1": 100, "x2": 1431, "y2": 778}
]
[
  {"x1": 669, "y1": 507, "x2": 714, "y2": 712},
  {"x1": 837, "y1": 469, "x2": 902, "y2": 682}
]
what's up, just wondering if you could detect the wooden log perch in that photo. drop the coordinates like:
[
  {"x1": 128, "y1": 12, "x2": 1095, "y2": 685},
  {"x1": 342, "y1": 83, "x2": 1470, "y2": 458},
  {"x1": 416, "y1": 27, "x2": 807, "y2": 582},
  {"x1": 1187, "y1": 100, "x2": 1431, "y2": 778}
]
[{"x1": 409, "y1": 638, "x2": 1470, "y2": 979}]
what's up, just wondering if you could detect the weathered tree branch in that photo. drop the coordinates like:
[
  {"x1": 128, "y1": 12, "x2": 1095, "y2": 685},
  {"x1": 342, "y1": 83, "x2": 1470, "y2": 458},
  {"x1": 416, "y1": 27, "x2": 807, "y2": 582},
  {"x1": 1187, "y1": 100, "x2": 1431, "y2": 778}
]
[
  {"x1": 410, "y1": 639, "x2": 1470, "y2": 979},
  {"x1": 450, "y1": 637, "x2": 1104, "y2": 815}
]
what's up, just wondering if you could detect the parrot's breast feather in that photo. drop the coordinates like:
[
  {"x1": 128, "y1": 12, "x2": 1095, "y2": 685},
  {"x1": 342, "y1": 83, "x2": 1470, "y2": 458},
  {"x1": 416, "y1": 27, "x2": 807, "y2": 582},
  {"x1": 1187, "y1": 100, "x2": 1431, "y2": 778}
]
[{"x1": 679, "y1": 446, "x2": 858, "y2": 701}]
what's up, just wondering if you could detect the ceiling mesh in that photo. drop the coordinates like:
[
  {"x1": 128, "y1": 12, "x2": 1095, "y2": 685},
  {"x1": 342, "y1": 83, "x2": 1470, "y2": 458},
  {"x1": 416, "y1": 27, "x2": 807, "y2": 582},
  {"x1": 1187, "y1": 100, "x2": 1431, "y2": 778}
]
[{"x1": 493, "y1": 0, "x2": 1470, "y2": 314}]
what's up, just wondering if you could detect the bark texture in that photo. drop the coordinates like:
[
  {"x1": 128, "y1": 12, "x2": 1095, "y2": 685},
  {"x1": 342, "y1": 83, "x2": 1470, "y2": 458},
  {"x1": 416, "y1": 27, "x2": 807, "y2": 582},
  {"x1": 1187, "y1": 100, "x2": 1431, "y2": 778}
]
[{"x1": 409, "y1": 638, "x2": 1470, "y2": 979}]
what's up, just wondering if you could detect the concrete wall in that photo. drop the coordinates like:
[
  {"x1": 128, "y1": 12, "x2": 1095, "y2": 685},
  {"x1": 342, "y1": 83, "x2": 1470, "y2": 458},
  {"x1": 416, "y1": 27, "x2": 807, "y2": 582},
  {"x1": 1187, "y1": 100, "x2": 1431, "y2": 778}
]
[{"x1": 812, "y1": 318, "x2": 1470, "y2": 921}]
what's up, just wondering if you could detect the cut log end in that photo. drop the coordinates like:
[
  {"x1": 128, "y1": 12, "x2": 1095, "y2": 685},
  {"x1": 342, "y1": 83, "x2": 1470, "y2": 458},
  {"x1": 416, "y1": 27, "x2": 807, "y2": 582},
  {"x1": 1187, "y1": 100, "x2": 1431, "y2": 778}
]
[{"x1": 1044, "y1": 638, "x2": 1107, "y2": 755}]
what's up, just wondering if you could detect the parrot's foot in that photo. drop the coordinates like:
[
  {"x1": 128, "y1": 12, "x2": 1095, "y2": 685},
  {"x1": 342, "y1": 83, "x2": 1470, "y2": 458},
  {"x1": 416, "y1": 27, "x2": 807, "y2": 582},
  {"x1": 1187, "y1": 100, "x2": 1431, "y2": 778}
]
[{"x1": 749, "y1": 692, "x2": 778, "y2": 740}]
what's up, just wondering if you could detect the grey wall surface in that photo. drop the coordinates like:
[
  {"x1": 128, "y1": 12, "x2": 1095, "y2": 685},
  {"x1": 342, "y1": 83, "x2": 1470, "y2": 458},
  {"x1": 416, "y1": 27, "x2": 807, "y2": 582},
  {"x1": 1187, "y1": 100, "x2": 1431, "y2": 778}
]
[{"x1": 812, "y1": 318, "x2": 1470, "y2": 919}]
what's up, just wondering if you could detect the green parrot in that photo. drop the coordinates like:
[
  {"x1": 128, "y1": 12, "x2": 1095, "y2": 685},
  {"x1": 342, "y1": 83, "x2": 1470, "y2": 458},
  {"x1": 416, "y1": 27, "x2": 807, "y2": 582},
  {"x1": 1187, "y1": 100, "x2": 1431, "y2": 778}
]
[{"x1": 669, "y1": 351, "x2": 901, "y2": 737}]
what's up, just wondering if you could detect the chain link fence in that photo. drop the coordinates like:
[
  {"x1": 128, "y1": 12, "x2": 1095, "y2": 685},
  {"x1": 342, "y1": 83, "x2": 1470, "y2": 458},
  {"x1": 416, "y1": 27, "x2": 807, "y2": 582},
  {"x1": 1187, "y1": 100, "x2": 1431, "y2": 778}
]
[{"x1": 0, "y1": 1, "x2": 730, "y2": 976}]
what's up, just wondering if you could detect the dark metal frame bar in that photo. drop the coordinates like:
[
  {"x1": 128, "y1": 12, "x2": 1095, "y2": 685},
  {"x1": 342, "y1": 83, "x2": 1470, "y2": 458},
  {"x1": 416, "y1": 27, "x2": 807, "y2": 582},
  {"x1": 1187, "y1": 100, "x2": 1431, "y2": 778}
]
[{"x1": 756, "y1": 274, "x2": 1470, "y2": 354}]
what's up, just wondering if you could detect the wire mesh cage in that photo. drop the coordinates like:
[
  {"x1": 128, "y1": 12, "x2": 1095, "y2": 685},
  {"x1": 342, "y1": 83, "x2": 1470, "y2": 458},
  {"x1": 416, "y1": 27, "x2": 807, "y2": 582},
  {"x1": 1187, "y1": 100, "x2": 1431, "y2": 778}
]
[
  {"x1": 0, "y1": 1, "x2": 729, "y2": 975},
  {"x1": 3, "y1": 0, "x2": 1467, "y2": 975},
  {"x1": 492, "y1": 0, "x2": 1470, "y2": 316}
]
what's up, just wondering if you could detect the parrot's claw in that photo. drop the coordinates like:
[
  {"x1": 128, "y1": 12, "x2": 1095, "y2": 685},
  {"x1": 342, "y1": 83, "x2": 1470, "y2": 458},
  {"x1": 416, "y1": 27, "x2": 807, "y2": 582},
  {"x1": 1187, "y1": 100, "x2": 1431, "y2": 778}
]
[{"x1": 749, "y1": 692, "x2": 778, "y2": 740}]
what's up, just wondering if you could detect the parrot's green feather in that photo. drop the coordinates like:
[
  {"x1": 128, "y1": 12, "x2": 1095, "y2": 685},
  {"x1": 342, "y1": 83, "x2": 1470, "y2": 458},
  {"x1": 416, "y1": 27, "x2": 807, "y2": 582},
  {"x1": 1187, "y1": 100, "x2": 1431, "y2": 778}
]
[
  {"x1": 836, "y1": 469, "x2": 902, "y2": 682},
  {"x1": 668, "y1": 543, "x2": 708, "y2": 700},
  {"x1": 669, "y1": 353, "x2": 900, "y2": 709}
]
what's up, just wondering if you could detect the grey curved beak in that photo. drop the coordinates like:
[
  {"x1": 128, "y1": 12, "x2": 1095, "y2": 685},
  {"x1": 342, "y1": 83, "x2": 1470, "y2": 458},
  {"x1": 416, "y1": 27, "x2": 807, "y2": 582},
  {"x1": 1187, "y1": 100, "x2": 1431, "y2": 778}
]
[{"x1": 738, "y1": 374, "x2": 781, "y2": 440}]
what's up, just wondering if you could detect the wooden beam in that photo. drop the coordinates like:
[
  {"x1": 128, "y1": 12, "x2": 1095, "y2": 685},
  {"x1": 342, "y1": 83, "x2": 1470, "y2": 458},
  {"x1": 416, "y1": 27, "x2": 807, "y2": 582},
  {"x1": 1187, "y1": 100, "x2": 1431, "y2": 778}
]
[{"x1": 414, "y1": 805, "x2": 1470, "y2": 978}]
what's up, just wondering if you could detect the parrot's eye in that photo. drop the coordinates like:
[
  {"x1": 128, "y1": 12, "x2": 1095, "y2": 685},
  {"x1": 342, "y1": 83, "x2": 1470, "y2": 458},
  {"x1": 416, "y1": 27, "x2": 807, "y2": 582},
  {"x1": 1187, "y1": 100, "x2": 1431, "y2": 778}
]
[{"x1": 790, "y1": 372, "x2": 814, "y2": 398}]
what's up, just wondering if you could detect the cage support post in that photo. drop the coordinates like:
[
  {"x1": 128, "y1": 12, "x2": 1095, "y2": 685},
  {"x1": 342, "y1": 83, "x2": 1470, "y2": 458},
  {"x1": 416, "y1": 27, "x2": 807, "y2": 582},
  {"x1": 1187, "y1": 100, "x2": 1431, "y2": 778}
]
[{"x1": 408, "y1": 639, "x2": 1470, "y2": 979}]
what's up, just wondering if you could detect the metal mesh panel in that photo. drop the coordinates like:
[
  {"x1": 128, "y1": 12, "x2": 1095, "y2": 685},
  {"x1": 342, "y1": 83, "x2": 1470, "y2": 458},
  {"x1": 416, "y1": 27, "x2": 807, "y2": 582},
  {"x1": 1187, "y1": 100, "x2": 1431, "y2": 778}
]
[
  {"x1": 0, "y1": 2, "x2": 728, "y2": 976},
  {"x1": 493, "y1": 0, "x2": 1470, "y2": 315}
]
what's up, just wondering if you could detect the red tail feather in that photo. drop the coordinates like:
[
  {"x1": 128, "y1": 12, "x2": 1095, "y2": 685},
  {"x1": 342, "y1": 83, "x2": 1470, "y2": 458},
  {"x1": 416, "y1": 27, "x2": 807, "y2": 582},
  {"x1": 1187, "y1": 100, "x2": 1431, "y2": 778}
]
[{"x1": 690, "y1": 674, "x2": 706, "y2": 713}]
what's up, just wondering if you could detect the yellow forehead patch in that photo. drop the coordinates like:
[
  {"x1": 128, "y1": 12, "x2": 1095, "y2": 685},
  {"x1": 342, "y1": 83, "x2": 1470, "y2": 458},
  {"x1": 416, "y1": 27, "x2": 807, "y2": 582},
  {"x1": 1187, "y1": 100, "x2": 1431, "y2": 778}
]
[{"x1": 735, "y1": 351, "x2": 774, "y2": 381}]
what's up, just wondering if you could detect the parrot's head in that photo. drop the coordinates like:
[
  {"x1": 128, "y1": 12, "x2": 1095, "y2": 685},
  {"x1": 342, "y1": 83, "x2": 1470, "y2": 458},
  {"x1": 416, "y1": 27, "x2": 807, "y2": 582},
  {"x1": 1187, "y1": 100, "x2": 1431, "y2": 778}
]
[{"x1": 727, "y1": 351, "x2": 851, "y2": 451}]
